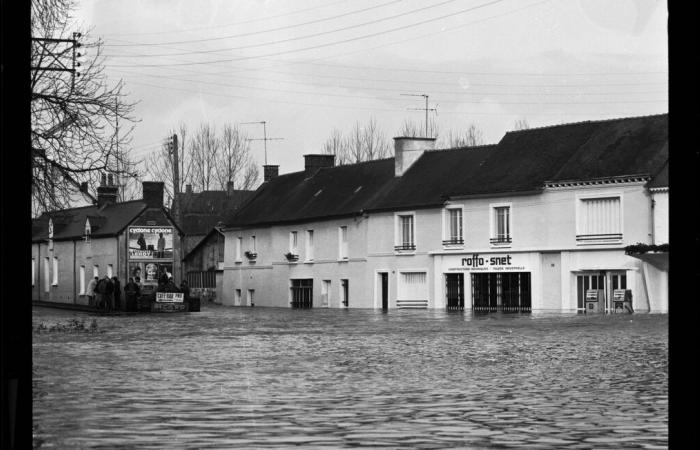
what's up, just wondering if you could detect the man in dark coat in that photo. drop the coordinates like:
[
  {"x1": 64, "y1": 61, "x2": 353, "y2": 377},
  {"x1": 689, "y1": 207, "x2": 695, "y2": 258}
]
[
  {"x1": 112, "y1": 276, "x2": 121, "y2": 311},
  {"x1": 124, "y1": 277, "x2": 140, "y2": 312},
  {"x1": 95, "y1": 276, "x2": 107, "y2": 310},
  {"x1": 104, "y1": 275, "x2": 115, "y2": 312}
]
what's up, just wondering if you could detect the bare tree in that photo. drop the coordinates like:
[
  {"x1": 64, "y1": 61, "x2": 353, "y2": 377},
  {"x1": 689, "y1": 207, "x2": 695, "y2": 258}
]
[
  {"x1": 215, "y1": 124, "x2": 259, "y2": 190},
  {"x1": 190, "y1": 124, "x2": 219, "y2": 191},
  {"x1": 31, "y1": 0, "x2": 137, "y2": 216},
  {"x1": 513, "y1": 118, "x2": 530, "y2": 131},
  {"x1": 323, "y1": 117, "x2": 392, "y2": 165},
  {"x1": 397, "y1": 118, "x2": 439, "y2": 139},
  {"x1": 440, "y1": 123, "x2": 485, "y2": 148}
]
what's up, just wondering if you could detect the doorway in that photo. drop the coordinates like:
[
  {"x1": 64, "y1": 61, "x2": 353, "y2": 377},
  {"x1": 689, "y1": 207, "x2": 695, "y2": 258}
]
[
  {"x1": 321, "y1": 280, "x2": 331, "y2": 308},
  {"x1": 291, "y1": 279, "x2": 313, "y2": 308},
  {"x1": 445, "y1": 273, "x2": 464, "y2": 310},
  {"x1": 576, "y1": 273, "x2": 605, "y2": 311},
  {"x1": 379, "y1": 272, "x2": 388, "y2": 310},
  {"x1": 340, "y1": 279, "x2": 349, "y2": 307}
]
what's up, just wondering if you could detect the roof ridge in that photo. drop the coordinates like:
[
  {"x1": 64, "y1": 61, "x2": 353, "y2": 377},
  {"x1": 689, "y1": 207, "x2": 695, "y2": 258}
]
[
  {"x1": 504, "y1": 112, "x2": 668, "y2": 135},
  {"x1": 428, "y1": 144, "x2": 497, "y2": 153}
]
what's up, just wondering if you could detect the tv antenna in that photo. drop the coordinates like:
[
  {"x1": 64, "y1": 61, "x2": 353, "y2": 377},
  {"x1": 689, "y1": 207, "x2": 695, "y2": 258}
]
[
  {"x1": 401, "y1": 93, "x2": 437, "y2": 138},
  {"x1": 240, "y1": 121, "x2": 284, "y2": 165}
]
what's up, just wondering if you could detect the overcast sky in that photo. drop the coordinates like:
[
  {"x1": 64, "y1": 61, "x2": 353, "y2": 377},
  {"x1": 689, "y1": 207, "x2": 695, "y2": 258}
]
[{"x1": 73, "y1": 0, "x2": 668, "y2": 178}]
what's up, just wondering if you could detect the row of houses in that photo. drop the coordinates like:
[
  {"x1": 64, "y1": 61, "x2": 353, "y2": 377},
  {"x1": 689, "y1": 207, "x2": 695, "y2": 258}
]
[{"x1": 32, "y1": 113, "x2": 669, "y2": 312}]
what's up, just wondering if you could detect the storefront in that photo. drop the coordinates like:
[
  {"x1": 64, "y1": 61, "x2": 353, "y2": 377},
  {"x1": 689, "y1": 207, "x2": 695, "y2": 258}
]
[{"x1": 437, "y1": 252, "x2": 541, "y2": 311}]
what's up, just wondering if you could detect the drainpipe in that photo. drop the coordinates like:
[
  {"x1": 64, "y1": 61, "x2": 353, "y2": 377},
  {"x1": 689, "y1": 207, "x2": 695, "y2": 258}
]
[
  {"x1": 650, "y1": 197, "x2": 656, "y2": 245},
  {"x1": 73, "y1": 240, "x2": 77, "y2": 304}
]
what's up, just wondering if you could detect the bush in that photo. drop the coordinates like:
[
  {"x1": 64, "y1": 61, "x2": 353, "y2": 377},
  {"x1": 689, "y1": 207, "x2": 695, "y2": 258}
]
[{"x1": 624, "y1": 242, "x2": 669, "y2": 255}]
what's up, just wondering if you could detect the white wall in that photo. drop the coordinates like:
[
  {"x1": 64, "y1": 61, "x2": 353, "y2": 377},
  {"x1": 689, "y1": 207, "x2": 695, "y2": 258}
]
[{"x1": 651, "y1": 190, "x2": 668, "y2": 245}]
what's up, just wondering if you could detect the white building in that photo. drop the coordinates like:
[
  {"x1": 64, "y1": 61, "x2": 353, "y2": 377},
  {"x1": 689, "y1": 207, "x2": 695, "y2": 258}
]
[{"x1": 220, "y1": 114, "x2": 668, "y2": 312}]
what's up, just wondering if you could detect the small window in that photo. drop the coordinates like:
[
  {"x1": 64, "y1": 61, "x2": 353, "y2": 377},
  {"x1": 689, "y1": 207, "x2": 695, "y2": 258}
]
[
  {"x1": 395, "y1": 213, "x2": 415, "y2": 251},
  {"x1": 290, "y1": 231, "x2": 298, "y2": 255},
  {"x1": 339, "y1": 226, "x2": 348, "y2": 260},
  {"x1": 251, "y1": 236, "x2": 256, "y2": 252},
  {"x1": 52, "y1": 257, "x2": 58, "y2": 286},
  {"x1": 107, "y1": 264, "x2": 113, "y2": 278},
  {"x1": 443, "y1": 207, "x2": 463, "y2": 245},
  {"x1": 44, "y1": 257, "x2": 50, "y2": 292},
  {"x1": 305, "y1": 230, "x2": 314, "y2": 261},
  {"x1": 490, "y1": 204, "x2": 511, "y2": 245},
  {"x1": 236, "y1": 237, "x2": 243, "y2": 261},
  {"x1": 32, "y1": 258, "x2": 36, "y2": 286},
  {"x1": 79, "y1": 266, "x2": 86, "y2": 295}
]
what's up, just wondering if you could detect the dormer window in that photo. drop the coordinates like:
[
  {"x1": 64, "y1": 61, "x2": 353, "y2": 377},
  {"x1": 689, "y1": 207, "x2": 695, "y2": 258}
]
[
  {"x1": 48, "y1": 218, "x2": 54, "y2": 239},
  {"x1": 84, "y1": 218, "x2": 92, "y2": 244}
]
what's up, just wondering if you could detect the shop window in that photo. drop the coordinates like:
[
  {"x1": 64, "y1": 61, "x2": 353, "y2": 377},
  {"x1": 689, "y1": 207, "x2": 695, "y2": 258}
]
[
  {"x1": 443, "y1": 207, "x2": 464, "y2": 246},
  {"x1": 52, "y1": 257, "x2": 58, "y2": 286},
  {"x1": 395, "y1": 213, "x2": 416, "y2": 252},
  {"x1": 490, "y1": 203, "x2": 511, "y2": 245},
  {"x1": 577, "y1": 196, "x2": 622, "y2": 243},
  {"x1": 305, "y1": 230, "x2": 314, "y2": 261},
  {"x1": 338, "y1": 226, "x2": 348, "y2": 260},
  {"x1": 79, "y1": 266, "x2": 86, "y2": 294}
]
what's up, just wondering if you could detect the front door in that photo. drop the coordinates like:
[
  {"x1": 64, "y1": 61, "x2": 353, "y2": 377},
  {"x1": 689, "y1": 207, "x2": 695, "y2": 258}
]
[
  {"x1": 380, "y1": 273, "x2": 388, "y2": 310},
  {"x1": 576, "y1": 273, "x2": 606, "y2": 311},
  {"x1": 446, "y1": 273, "x2": 464, "y2": 310}
]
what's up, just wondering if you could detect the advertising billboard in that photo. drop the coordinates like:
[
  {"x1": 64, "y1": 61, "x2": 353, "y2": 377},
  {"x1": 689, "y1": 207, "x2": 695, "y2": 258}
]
[
  {"x1": 128, "y1": 226, "x2": 173, "y2": 259},
  {"x1": 129, "y1": 262, "x2": 173, "y2": 284}
]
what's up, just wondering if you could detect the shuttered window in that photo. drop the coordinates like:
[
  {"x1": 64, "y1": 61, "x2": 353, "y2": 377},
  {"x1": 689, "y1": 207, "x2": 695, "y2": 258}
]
[
  {"x1": 578, "y1": 197, "x2": 622, "y2": 242},
  {"x1": 398, "y1": 271, "x2": 428, "y2": 308}
]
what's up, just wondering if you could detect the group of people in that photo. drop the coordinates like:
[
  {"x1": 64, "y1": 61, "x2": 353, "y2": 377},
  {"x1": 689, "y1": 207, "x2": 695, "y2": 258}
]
[{"x1": 85, "y1": 272, "x2": 190, "y2": 313}]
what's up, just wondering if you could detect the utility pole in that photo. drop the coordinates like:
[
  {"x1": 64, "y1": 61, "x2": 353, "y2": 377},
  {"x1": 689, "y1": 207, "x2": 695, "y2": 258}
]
[
  {"x1": 401, "y1": 93, "x2": 437, "y2": 138},
  {"x1": 172, "y1": 133, "x2": 180, "y2": 195},
  {"x1": 31, "y1": 33, "x2": 82, "y2": 91},
  {"x1": 240, "y1": 121, "x2": 284, "y2": 166}
]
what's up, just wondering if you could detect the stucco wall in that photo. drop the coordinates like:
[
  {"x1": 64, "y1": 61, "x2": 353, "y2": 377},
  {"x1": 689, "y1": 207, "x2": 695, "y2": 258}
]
[{"x1": 651, "y1": 190, "x2": 668, "y2": 245}]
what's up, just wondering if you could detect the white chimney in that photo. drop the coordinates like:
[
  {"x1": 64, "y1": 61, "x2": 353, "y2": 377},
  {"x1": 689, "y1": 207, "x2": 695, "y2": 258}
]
[{"x1": 394, "y1": 137, "x2": 436, "y2": 176}]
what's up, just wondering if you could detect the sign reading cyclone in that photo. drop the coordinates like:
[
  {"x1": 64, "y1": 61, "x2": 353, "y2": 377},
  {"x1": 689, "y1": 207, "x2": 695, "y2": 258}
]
[{"x1": 128, "y1": 226, "x2": 173, "y2": 259}]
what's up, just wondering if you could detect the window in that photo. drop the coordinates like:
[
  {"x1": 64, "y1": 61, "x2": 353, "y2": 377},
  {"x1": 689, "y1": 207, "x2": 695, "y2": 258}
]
[
  {"x1": 291, "y1": 279, "x2": 313, "y2": 308},
  {"x1": 397, "y1": 271, "x2": 428, "y2": 308},
  {"x1": 93, "y1": 265, "x2": 99, "y2": 278},
  {"x1": 44, "y1": 258, "x2": 50, "y2": 292},
  {"x1": 289, "y1": 231, "x2": 298, "y2": 254},
  {"x1": 395, "y1": 213, "x2": 415, "y2": 251},
  {"x1": 341, "y1": 279, "x2": 349, "y2": 307},
  {"x1": 52, "y1": 257, "x2": 58, "y2": 286},
  {"x1": 32, "y1": 258, "x2": 35, "y2": 286},
  {"x1": 443, "y1": 207, "x2": 463, "y2": 245},
  {"x1": 305, "y1": 230, "x2": 314, "y2": 261},
  {"x1": 577, "y1": 196, "x2": 622, "y2": 243},
  {"x1": 490, "y1": 204, "x2": 511, "y2": 245},
  {"x1": 251, "y1": 236, "x2": 256, "y2": 253},
  {"x1": 234, "y1": 289, "x2": 242, "y2": 306},
  {"x1": 107, "y1": 264, "x2": 113, "y2": 278},
  {"x1": 79, "y1": 266, "x2": 86, "y2": 295},
  {"x1": 236, "y1": 237, "x2": 243, "y2": 261},
  {"x1": 339, "y1": 226, "x2": 348, "y2": 259},
  {"x1": 84, "y1": 218, "x2": 91, "y2": 244}
]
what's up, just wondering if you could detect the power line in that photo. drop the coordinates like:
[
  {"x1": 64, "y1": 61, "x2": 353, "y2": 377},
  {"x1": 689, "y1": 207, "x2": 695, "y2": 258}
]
[
  {"x1": 101, "y1": 0, "x2": 351, "y2": 37},
  {"x1": 107, "y1": 0, "x2": 507, "y2": 67},
  {"x1": 105, "y1": 0, "x2": 407, "y2": 48}
]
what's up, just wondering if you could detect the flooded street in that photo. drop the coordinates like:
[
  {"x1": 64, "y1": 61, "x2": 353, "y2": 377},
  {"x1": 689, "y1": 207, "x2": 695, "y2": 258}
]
[{"x1": 32, "y1": 305, "x2": 667, "y2": 449}]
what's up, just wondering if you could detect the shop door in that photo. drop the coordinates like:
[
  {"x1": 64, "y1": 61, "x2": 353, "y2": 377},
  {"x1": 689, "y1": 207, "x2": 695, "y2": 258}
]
[
  {"x1": 445, "y1": 273, "x2": 464, "y2": 310},
  {"x1": 472, "y1": 273, "x2": 531, "y2": 311},
  {"x1": 291, "y1": 279, "x2": 313, "y2": 308},
  {"x1": 576, "y1": 273, "x2": 605, "y2": 311}
]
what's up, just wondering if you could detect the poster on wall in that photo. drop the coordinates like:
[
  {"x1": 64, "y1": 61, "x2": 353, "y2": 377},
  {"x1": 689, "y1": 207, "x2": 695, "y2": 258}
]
[
  {"x1": 128, "y1": 226, "x2": 173, "y2": 259},
  {"x1": 129, "y1": 262, "x2": 173, "y2": 284}
]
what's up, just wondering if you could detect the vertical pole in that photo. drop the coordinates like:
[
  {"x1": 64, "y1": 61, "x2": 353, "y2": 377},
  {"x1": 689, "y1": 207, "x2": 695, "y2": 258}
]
[
  {"x1": 262, "y1": 121, "x2": 268, "y2": 165},
  {"x1": 172, "y1": 133, "x2": 180, "y2": 195},
  {"x1": 425, "y1": 95, "x2": 428, "y2": 138}
]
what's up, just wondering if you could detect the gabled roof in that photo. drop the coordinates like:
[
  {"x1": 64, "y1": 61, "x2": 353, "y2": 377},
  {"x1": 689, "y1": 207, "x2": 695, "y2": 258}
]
[
  {"x1": 183, "y1": 226, "x2": 225, "y2": 260},
  {"x1": 225, "y1": 113, "x2": 668, "y2": 228},
  {"x1": 174, "y1": 189, "x2": 254, "y2": 235},
  {"x1": 32, "y1": 201, "x2": 147, "y2": 242}
]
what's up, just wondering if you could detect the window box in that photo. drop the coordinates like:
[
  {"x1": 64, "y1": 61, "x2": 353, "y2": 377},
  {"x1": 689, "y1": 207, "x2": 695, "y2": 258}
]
[
  {"x1": 284, "y1": 252, "x2": 299, "y2": 262},
  {"x1": 244, "y1": 251, "x2": 257, "y2": 260}
]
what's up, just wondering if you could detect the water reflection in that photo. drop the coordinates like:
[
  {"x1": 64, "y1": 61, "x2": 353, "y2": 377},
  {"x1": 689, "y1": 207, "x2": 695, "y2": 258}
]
[{"x1": 33, "y1": 306, "x2": 667, "y2": 448}]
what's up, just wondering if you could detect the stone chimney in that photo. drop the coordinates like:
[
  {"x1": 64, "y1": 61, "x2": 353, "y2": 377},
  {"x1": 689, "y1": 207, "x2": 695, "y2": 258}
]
[
  {"x1": 394, "y1": 137, "x2": 436, "y2": 176},
  {"x1": 263, "y1": 165, "x2": 279, "y2": 182},
  {"x1": 185, "y1": 184, "x2": 192, "y2": 194},
  {"x1": 226, "y1": 180, "x2": 234, "y2": 196},
  {"x1": 304, "y1": 154, "x2": 335, "y2": 175},
  {"x1": 142, "y1": 181, "x2": 164, "y2": 208}
]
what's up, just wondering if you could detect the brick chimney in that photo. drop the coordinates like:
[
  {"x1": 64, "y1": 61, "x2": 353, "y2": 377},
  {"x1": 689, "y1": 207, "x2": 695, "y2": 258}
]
[
  {"x1": 96, "y1": 172, "x2": 118, "y2": 207},
  {"x1": 304, "y1": 154, "x2": 335, "y2": 175},
  {"x1": 185, "y1": 184, "x2": 192, "y2": 194},
  {"x1": 226, "y1": 180, "x2": 234, "y2": 196},
  {"x1": 142, "y1": 181, "x2": 164, "y2": 208},
  {"x1": 263, "y1": 165, "x2": 279, "y2": 182},
  {"x1": 394, "y1": 137, "x2": 436, "y2": 176}
]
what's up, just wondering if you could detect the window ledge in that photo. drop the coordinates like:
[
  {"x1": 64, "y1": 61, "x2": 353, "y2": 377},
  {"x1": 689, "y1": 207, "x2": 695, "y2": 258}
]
[
  {"x1": 442, "y1": 244, "x2": 465, "y2": 251},
  {"x1": 304, "y1": 260, "x2": 314, "y2": 264},
  {"x1": 394, "y1": 251, "x2": 416, "y2": 256},
  {"x1": 337, "y1": 258, "x2": 349, "y2": 262}
]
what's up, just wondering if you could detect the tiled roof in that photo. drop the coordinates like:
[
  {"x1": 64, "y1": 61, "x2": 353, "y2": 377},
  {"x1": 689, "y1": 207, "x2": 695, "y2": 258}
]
[
  {"x1": 647, "y1": 159, "x2": 668, "y2": 189},
  {"x1": 224, "y1": 113, "x2": 668, "y2": 227},
  {"x1": 174, "y1": 189, "x2": 254, "y2": 235},
  {"x1": 32, "y1": 201, "x2": 147, "y2": 242}
]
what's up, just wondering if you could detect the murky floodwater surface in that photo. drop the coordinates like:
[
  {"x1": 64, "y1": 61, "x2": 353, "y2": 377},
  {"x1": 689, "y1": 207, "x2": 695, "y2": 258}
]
[{"x1": 33, "y1": 305, "x2": 667, "y2": 448}]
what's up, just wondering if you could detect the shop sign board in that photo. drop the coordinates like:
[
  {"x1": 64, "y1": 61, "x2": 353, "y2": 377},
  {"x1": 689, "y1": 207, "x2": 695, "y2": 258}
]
[
  {"x1": 156, "y1": 292, "x2": 184, "y2": 303},
  {"x1": 128, "y1": 226, "x2": 174, "y2": 259},
  {"x1": 448, "y1": 253, "x2": 527, "y2": 272}
]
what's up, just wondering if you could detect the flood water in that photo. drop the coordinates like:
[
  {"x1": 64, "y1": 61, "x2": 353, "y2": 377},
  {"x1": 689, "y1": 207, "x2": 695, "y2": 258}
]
[{"x1": 33, "y1": 305, "x2": 667, "y2": 449}]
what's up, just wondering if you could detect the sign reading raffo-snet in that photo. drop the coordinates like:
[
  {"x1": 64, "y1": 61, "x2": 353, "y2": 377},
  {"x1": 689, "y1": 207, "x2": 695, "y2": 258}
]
[
  {"x1": 449, "y1": 253, "x2": 526, "y2": 272},
  {"x1": 156, "y1": 292, "x2": 184, "y2": 303},
  {"x1": 128, "y1": 226, "x2": 173, "y2": 259}
]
